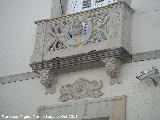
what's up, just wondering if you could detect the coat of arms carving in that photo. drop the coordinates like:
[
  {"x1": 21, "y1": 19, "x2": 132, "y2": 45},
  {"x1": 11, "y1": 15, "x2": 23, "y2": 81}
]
[{"x1": 59, "y1": 78, "x2": 103, "y2": 102}]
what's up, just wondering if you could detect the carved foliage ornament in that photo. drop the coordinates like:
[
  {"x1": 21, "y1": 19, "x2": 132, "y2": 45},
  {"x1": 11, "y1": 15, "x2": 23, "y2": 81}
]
[
  {"x1": 59, "y1": 78, "x2": 103, "y2": 102},
  {"x1": 45, "y1": 9, "x2": 118, "y2": 52}
]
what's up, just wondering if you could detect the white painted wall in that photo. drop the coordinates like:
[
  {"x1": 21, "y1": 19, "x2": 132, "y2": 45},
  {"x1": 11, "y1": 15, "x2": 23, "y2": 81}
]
[
  {"x1": 1, "y1": 58, "x2": 160, "y2": 120},
  {"x1": 0, "y1": 0, "x2": 160, "y2": 120},
  {"x1": 0, "y1": 0, "x2": 51, "y2": 77},
  {"x1": 0, "y1": 0, "x2": 160, "y2": 76},
  {"x1": 131, "y1": 0, "x2": 160, "y2": 53}
]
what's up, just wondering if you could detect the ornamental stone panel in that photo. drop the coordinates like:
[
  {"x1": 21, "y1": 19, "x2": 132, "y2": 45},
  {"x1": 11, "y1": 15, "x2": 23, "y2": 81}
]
[{"x1": 59, "y1": 78, "x2": 103, "y2": 102}]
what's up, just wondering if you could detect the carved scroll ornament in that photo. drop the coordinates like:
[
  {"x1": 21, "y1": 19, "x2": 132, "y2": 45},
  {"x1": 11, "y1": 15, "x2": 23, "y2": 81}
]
[
  {"x1": 40, "y1": 69, "x2": 57, "y2": 95},
  {"x1": 59, "y1": 78, "x2": 103, "y2": 102}
]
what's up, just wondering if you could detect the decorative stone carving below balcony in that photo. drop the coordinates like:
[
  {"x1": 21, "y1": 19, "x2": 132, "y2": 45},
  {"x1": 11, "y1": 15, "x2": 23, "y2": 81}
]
[
  {"x1": 40, "y1": 69, "x2": 57, "y2": 95},
  {"x1": 59, "y1": 78, "x2": 103, "y2": 102},
  {"x1": 102, "y1": 57, "x2": 123, "y2": 85}
]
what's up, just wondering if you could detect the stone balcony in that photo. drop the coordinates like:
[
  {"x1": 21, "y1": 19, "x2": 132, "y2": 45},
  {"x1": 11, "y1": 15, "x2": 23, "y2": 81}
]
[
  {"x1": 30, "y1": 2, "x2": 134, "y2": 92},
  {"x1": 30, "y1": 2, "x2": 134, "y2": 73}
]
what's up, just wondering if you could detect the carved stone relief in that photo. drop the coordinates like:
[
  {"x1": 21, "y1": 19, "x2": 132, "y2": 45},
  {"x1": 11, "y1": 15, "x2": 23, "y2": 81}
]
[
  {"x1": 102, "y1": 57, "x2": 123, "y2": 85},
  {"x1": 86, "y1": 13, "x2": 110, "y2": 44},
  {"x1": 59, "y1": 78, "x2": 103, "y2": 102},
  {"x1": 43, "y1": 4, "x2": 123, "y2": 53},
  {"x1": 30, "y1": 2, "x2": 134, "y2": 87},
  {"x1": 39, "y1": 69, "x2": 57, "y2": 95},
  {"x1": 51, "y1": 14, "x2": 110, "y2": 49}
]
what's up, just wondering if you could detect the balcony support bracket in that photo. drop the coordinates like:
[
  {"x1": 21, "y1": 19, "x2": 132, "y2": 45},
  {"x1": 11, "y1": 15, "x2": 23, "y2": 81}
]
[
  {"x1": 102, "y1": 57, "x2": 123, "y2": 85},
  {"x1": 39, "y1": 69, "x2": 57, "y2": 95}
]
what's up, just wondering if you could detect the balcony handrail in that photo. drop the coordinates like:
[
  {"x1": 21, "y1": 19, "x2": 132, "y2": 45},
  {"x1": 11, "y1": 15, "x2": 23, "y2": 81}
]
[{"x1": 34, "y1": 1, "x2": 134, "y2": 25}]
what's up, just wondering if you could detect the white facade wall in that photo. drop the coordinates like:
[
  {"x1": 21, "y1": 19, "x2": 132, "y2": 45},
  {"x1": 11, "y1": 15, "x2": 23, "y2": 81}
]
[
  {"x1": 1, "y1": 59, "x2": 160, "y2": 120},
  {"x1": 0, "y1": 0, "x2": 51, "y2": 77},
  {"x1": 131, "y1": 0, "x2": 160, "y2": 54},
  {"x1": 0, "y1": 0, "x2": 160, "y2": 120},
  {"x1": 0, "y1": 0, "x2": 160, "y2": 76}
]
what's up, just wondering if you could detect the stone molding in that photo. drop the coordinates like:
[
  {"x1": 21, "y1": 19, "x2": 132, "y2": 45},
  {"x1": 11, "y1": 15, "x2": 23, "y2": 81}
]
[
  {"x1": 1, "y1": 50, "x2": 160, "y2": 85},
  {"x1": 59, "y1": 78, "x2": 103, "y2": 102},
  {"x1": 0, "y1": 72, "x2": 39, "y2": 84},
  {"x1": 132, "y1": 49, "x2": 160, "y2": 62},
  {"x1": 30, "y1": 47, "x2": 131, "y2": 73},
  {"x1": 37, "y1": 95, "x2": 127, "y2": 120}
]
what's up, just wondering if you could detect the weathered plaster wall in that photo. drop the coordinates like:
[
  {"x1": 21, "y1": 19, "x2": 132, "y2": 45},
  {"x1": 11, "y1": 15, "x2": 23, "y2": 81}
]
[
  {"x1": 0, "y1": 0, "x2": 160, "y2": 120},
  {"x1": 51, "y1": 0, "x2": 62, "y2": 17},
  {"x1": 0, "y1": 0, "x2": 160, "y2": 76},
  {"x1": 131, "y1": 0, "x2": 160, "y2": 54},
  {"x1": 0, "y1": 0, "x2": 51, "y2": 77},
  {"x1": 1, "y1": 58, "x2": 160, "y2": 120}
]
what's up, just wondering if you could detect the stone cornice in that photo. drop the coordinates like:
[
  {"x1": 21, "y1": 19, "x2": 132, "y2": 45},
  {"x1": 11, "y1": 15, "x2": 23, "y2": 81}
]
[
  {"x1": 30, "y1": 47, "x2": 132, "y2": 73},
  {"x1": 0, "y1": 72, "x2": 39, "y2": 84},
  {"x1": 1, "y1": 49, "x2": 160, "y2": 85},
  {"x1": 132, "y1": 49, "x2": 160, "y2": 62}
]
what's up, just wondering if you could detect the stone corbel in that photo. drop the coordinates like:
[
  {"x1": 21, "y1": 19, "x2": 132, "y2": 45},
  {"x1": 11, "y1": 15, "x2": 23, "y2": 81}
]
[
  {"x1": 102, "y1": 57, "x2": 123, "y2": 85},
  {"x1": 39, "y1": 69, "x2": 57, "y2": 95}
]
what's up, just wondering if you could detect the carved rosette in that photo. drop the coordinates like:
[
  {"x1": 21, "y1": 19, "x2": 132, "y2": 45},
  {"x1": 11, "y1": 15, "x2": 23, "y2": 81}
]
[
  {"x1": 102, "y1": 57, "x2": 123, "y2": 85},
  {"x1": 40, "y1": 69, "x2": 57, "y2": 95},
  {"x1": 59, "y1": 78, "x2": 103, "y2": 102}
]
